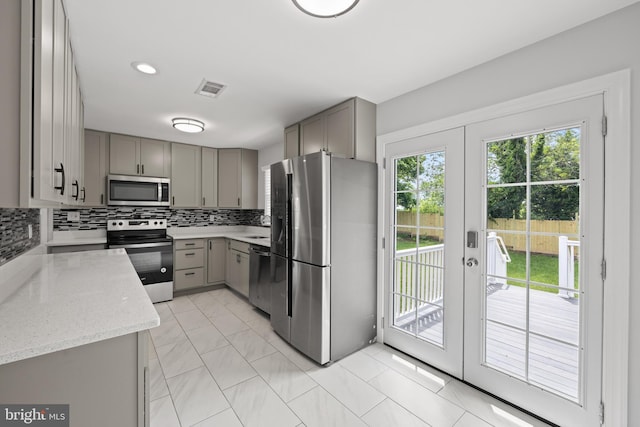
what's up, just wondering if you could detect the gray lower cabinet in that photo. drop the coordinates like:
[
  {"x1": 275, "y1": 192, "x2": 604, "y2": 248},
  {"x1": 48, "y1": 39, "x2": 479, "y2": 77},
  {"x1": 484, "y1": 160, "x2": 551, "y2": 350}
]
[
  {"x1": 174, "y1": 239, "x2": 205, "y2": 291},
  {"x1": 207, "y1": 238, "x2": 226, "y2": 283},
  {"x1": 0, "y1": 332, "x2": 150, "y2": 427},
  {"x1": 225, "y1": 239, "x2": 250, "y2": 297}
]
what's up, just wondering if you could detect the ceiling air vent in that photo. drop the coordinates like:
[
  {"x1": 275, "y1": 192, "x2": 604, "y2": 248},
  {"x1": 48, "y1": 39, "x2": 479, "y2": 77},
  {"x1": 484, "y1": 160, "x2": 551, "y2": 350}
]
[{"x1": 195, "y1": 79, "x2": 226, "y2": 98}]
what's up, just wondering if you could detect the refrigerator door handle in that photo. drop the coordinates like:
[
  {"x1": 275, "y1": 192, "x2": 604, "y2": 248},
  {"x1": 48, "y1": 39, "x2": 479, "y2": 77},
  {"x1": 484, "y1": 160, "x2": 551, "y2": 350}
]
[
  {"x1": 286, "y1": 173, "x2": 293, "y2": 317},
  {"x1": 287, "y1": 260, "x2": 293, "y2": 317}
]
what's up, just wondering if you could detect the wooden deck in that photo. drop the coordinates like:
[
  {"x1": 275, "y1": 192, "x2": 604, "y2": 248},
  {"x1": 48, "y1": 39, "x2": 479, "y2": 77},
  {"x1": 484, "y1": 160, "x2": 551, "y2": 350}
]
[{"x1": 394, "y1": 283, "x2": 580, "y2": 401}]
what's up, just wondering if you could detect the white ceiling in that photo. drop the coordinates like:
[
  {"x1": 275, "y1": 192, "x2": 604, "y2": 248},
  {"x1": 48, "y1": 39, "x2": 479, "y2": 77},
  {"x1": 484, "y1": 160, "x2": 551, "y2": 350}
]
[{"x1": 64, "y1": 0, "x2": 638, "y2": 150}]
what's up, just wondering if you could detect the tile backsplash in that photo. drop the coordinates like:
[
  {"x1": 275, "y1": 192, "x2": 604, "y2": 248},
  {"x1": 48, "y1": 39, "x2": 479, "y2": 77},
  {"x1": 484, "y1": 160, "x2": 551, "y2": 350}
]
[
  {"x1": 0, "y1": 208, "x2": 41, "y2": 266},
  {"x1": 53, "y1": 207, "x2": 264, "y2": 231}
]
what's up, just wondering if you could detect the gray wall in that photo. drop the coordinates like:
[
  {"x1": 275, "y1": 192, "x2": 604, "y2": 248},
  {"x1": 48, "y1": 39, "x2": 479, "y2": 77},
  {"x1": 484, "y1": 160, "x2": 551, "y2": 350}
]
[
  {"x1": 377, "y1": 2, "x2": 639, "y2": 421},
  {"x1": 0, "y1": 0, "x2": 21, "y2": 207}
]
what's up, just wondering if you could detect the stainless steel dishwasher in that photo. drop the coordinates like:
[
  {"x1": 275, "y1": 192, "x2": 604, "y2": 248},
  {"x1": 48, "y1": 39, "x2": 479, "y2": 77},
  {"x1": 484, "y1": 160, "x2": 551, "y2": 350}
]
[{"x1": 249, "y1": 245, "x2": 271, "y2": 314}]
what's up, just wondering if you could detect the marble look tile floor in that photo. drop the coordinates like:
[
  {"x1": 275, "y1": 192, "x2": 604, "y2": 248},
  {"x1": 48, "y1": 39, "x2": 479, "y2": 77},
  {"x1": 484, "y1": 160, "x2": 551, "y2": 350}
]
[{"x1": 149, "y1": 289, "x2": 553, "y2": 427}]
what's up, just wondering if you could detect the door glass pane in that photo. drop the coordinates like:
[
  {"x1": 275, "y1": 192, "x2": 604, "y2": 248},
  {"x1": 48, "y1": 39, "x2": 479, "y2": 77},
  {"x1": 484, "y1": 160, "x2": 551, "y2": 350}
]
[
  {"x1": 529, "y1": 334, "x2": 580, "y2": 400},
  {"x1": 483, "y1": 127, "x2": 582, "y2": 402},
  {"x1": 392, "y1": 151, "x2": 446, "y2": 347},
  {"x1": 530, "y1": 128, "x2": 580, "y2": 182}
]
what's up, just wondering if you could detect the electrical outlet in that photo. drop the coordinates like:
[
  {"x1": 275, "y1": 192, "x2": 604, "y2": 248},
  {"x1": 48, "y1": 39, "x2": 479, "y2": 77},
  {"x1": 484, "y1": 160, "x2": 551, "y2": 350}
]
[
  {"x1": 67, "y1": 211, "x2": 80, "y2": 222},
  {"x1": 28, "y1": 224, "x2": 33, "y2": 239}
]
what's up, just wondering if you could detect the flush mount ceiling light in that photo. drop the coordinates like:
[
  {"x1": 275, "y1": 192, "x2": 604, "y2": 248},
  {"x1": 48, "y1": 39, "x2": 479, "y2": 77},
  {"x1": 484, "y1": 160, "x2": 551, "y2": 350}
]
[
  {"x1": 292, "y1": 0, "x2": 359, "y2": 18},
  {"x1": 131, "y1": 61, "x2": 157, "y2": 75},
  {"x1": 172, "y1": 118, "x2": 204, "y2": 133}
]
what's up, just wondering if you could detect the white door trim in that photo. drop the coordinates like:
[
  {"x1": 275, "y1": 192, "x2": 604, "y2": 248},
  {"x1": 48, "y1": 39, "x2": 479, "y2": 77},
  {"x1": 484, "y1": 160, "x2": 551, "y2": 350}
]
[{"x1": 376, "y1": 69, "x2": 630, "y2": 427}]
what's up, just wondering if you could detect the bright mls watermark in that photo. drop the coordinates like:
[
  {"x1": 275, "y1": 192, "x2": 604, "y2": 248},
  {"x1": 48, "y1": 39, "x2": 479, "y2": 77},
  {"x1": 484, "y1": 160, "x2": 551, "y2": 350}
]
[{"x1": 0, "y1": 405, "x2": 68, "y2": 426}]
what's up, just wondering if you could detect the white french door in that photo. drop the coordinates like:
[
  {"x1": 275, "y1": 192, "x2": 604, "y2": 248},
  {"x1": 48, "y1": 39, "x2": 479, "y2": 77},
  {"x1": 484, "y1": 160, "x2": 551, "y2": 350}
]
[
  {"x1": 384, "y1": 95, "x2": 604, "y2": 426},
  {"x1": 383, "y1": 127, "x2": 465, "y2": 377}
]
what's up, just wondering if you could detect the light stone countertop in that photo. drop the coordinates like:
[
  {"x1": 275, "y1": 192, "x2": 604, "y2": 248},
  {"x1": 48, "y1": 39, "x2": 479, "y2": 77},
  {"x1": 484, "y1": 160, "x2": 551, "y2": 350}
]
[
  {"x1": 46, "y1": 230, "x2": 107, "y2": 247},
  {"x1": 0, "y1": 248, "x2": 160, "y2": 365},
  {"x1": 167, "y1": 225, "x2": 271, "y2": 247},
  {"x1": 47, "y1": 226, "x2": 271, "y2": 247}
]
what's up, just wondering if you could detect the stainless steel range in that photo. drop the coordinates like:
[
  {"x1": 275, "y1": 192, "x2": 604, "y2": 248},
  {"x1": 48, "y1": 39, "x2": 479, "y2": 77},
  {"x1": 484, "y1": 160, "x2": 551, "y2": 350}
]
[{"x1": 107, "y1": 218, "x2": 173, "y2": 303}]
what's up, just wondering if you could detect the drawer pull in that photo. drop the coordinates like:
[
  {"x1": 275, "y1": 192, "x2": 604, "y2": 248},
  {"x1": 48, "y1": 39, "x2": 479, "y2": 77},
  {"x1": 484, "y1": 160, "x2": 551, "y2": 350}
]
[
  {"x1": 185, "y1": 252, "x2": 196, "y2": 256},
  {"x1": 185, "y1": 243, "x2": 195, "y2": 246},
  {"x1": 185, "y1": 272, "x2": 195, "y2": 276}
]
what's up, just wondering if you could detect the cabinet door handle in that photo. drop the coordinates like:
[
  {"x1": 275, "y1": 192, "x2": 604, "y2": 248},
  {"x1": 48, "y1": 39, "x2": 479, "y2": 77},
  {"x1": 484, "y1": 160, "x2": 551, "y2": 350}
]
[
  {"x1": 209, "y1": 241, "x2": 212, "y2": 250},
  {"x1": 172, "y1": 196, "x2": 175, "y2": 205},
  {"x1": 100, "y1": 194, "x2": 104, "y2": 205},
  {"x1": 141, "y1": 164, "x2": 145, "y2": 175},
  {"x1": 202, "y1": 197, "x2": 205, "y2": 206},
  {"x1": 185, "y1": 252, "x2": 195, "y2": 256},
  {"x1": 72, "y1": 180, "x2": 79, "y2": 200},
  {"x1": 137, "y1": 164, "x2": 140, "y2": 174},
  {"x1": 185, "y1": 272, "x2": 195, "y2": 276},
  {"x1": 237, "y1": 197, "x2": 240, "y2": 207},
  {"x1": 54, "y1": 163, "x2": 65, "y2": 195},
  {"x1": 81, "y1": 187, "x2": 86, "y2": 202},
  {"x1": 236, "y1": 254, "x2": 241, "y2": 263}
]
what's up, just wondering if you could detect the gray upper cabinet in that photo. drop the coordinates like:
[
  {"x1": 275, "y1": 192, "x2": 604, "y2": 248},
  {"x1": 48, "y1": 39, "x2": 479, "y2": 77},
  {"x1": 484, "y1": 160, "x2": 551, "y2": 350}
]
[
  {"x1": 300, "y1": 115, "x2": 324, "y2": 156},
  {"x1": 298, "y1": 97, "x2": 376, "y2": 162},
  {"x1": 326, "y1": 100, "x2": 355, "y2": 158},
  {"x1": 109, "y1": 134, "x2": 171, "y2": 177},
  {"x1": 218, "y1": 149, "x2": 241, "y2": 208},
  {"x1": 109, "y1": 134, "x2": 138, "y2": 175},
  {"x1": 25, "y1": 0, "x2": 85, "y2": 205},
  {"x1": 284, "y1": 124, "x2": 300, "y2": 159},
  {"x1": 83, "y1": 130, "x2": 109, "y2": 206},
  {"x1": 140, "y1": 138, "x2": 171, "y2": 177},
  {"x1": 201, "y1": 147, "x2": 218, "y2": 208},
  {"x1": 171, "y1": 143, "x2": 201, "y2": 208},
  {"x1": 218, "y1": 149, "x2": 258, "y2": 209}
]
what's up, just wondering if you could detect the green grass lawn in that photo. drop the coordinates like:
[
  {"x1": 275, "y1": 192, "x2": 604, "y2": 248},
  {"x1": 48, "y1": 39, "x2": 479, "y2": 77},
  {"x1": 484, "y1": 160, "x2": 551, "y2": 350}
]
[
  {"x1": 396, "y1": 234, "x2": 441, "y2": 251},
  {"x1": 506, "y1": 251, "x2": 579, "y2": 292}
]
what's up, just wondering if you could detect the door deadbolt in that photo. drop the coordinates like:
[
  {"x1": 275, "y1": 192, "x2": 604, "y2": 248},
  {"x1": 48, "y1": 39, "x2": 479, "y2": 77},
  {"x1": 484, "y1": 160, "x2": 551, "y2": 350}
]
[{"x1": 466, "y1": 258, "x2": 478, "y2": 267}]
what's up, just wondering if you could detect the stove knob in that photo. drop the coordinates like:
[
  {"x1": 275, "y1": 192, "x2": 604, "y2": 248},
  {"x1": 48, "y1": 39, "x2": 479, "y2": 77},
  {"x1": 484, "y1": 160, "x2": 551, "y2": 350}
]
[
  {"x1": 154, "y1": 221, "x2": 158, "y2": 225},
  {"x1": 160, "y1": 267, "x2": 167, "y2": 273},
  {"x1": 111, "y1": 222, "x2": 116, "y2": 226},
  {"x1": 119, "y1": 222, "x2": 123, "y2": 226}
]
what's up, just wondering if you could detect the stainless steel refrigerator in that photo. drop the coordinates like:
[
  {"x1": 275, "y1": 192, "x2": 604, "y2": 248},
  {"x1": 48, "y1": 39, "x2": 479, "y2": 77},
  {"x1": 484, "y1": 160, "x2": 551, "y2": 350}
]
[{"x1": 270, "y1": 151, "x2": 377, "y2": 365}]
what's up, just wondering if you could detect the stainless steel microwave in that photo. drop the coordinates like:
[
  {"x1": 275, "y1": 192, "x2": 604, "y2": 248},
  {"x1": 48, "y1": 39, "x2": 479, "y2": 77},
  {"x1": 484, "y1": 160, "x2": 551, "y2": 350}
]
[{"x1": 107, "y1": 174, "x2": 170, "y2": 206}]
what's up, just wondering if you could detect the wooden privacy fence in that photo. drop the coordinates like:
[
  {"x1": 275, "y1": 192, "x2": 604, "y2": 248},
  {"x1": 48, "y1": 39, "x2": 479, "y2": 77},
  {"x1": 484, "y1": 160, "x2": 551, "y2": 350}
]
[{"x1": 396, "y1": 212, "x2": 579, "y2": 255}]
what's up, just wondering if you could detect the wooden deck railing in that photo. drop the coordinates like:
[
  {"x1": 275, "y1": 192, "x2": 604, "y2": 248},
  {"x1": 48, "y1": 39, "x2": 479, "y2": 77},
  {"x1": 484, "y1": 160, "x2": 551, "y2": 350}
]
[
  {"x1": 558, "y1": 236, "x2": 580, "y2": 297},
  {"x1": 395, "y1": 245, "x2": 444, "y2": 318}
]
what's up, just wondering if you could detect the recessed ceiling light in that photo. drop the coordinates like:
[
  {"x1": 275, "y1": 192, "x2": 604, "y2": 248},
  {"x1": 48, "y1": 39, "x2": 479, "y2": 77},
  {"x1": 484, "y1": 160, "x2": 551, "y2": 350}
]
[
  {"x1": 172, "y1": 118, "x2": 204, "y2": 133},
  {"x1": 292, "y1": 0, "x2": 359, "y2": 18},
  {"x1": 131, "y1": 61, "x2": 157, "y2": 75}
]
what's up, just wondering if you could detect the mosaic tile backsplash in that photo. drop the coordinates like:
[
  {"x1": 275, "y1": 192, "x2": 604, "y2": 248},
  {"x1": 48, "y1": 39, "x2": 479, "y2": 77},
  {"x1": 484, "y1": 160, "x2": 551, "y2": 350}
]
[
  {"x1": 0, "y1": 208, "x2": 41, "y2": 266},
  {"x1": 53, "y1": 207, "x2": 265, "y2": 231}
]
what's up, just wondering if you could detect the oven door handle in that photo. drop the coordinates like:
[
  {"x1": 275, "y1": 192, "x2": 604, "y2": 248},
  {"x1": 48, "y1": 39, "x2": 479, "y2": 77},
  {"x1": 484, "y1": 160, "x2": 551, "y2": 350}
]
[{"x1": 110, "y1": 242, "x2": 173, "y2": 249}]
